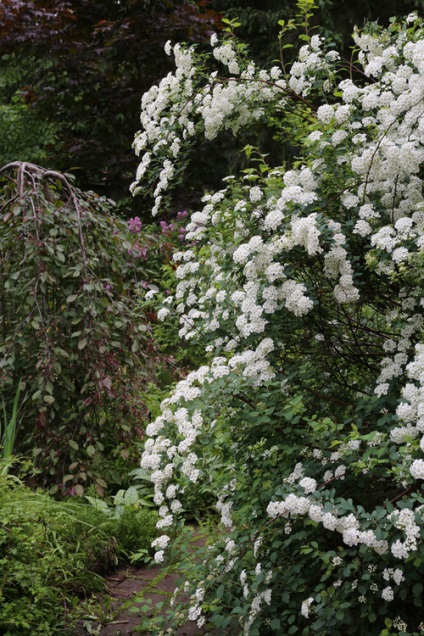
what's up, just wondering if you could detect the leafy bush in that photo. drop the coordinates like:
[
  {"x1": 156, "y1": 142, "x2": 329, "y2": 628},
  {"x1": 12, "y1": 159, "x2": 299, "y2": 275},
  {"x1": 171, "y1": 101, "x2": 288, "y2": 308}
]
[
  {"x1": 0, "y1": 161, "x2": 153, "y2": 491},
  {"x1": 112, "y1": 507, "x2": 159, "y2": 560},
  {"x1": 86, "y1": 478, "x2": 160, "y2": 562},
  {"x1": 133, "y1": 5, "x2": 424, "y2": 635}
]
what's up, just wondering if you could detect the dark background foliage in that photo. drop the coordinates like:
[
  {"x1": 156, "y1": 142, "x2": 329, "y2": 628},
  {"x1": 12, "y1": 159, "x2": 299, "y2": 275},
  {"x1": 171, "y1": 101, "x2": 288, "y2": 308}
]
[
  {"x1": 0, "y1": 0, "x2": 221, "y2": 211},
  {"x1": 0, "y1": 0, "x2": 420, "y2": 218},
  {"x1": 213, "y1": 0, "x2": 422, "y2": 59}
]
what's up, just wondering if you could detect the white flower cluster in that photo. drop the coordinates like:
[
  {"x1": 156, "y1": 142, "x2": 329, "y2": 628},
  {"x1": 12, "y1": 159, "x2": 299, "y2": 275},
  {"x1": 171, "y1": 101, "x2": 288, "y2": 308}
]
[
  {"x1": 267, "y1": 494, "x2": 390, "y2": 555},
  {"x1": 266, "y1": 486, "x2": 424, "y2": 568},
  {"x1": 299, "y1": 477, "x2": 317, "y2": 494},
  {"x1": 216, "y1": 490, "x2": 234, "y2": 529},
  {"x1": 131, "y1": 38, "x2": 289, "y2": 213},
  {"x1": 383, "y1": 567, "x2": 405, "y2": 585},
  {"x1": 390, "y1": 508, "x2": 422, "y2": 559},
  {"x1": 213, "y1": 43, "x2": 240, "y2": 75},
  {"x1": 289, "y1": 35, "x2": 339, "y2": 96},
  {"x1": 187, "y1": 585, "x2": 205, "y2": 625},
  {"x1": 301, "y1": 596, "x2": 314, "y2": 618},
  {"x1": 243, "y1": 586, "x2": 272, "y2": 635}
]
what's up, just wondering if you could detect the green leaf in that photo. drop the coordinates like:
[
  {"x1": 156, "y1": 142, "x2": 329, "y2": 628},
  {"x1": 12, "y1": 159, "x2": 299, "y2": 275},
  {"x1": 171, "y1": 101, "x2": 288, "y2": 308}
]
[
  {"x1": 77, "y1": 338, "x2": 87, "y2": 350},
  {"x1": 413, "y1": 582, "x2": 423, "y2": 597},
  {"x1": 86, "y1": 444, "x2": 95, "y2": 457}
]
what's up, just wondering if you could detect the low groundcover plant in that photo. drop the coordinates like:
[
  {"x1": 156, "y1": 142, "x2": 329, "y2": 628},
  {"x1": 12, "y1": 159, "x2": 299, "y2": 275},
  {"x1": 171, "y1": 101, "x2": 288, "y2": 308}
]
[
  {"x1": 132, "y1": 3, "x2": 424, "y2": 635},
  {"x1": 0, "y1": 474, "x2": 159, "y2": 635}
]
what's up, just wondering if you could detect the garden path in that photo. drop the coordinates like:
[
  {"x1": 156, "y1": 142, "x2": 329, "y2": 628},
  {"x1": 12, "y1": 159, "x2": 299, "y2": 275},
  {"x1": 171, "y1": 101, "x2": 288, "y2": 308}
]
[
  {"x1": 99, "y1": 563, "x2": 203, "y2": 635},
  {"x1": 77, "y1": 528, "x2": 218, "y2": 636}
]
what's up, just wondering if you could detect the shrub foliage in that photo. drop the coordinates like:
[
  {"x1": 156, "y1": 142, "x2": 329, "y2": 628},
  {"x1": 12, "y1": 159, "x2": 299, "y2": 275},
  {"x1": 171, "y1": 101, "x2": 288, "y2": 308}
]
[{"x1": 0, "y1": 162, "x2": 149, "y2": 490}]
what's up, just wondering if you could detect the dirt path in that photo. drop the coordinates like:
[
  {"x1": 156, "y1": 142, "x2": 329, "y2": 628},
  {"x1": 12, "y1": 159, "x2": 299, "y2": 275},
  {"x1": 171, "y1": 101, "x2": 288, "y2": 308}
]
[
  {"x1": 76, "y1": 528, "x2": 217, "y2": 636},
  {"x1": 99, "y1": 563, "x2": 203, "y2": 635}
]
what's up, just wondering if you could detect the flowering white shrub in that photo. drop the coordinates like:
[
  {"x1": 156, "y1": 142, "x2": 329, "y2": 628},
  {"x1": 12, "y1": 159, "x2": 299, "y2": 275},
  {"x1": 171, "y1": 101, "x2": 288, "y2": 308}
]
[{"x1": 133, "y1": 5, "x2": 424, "y2": 635}]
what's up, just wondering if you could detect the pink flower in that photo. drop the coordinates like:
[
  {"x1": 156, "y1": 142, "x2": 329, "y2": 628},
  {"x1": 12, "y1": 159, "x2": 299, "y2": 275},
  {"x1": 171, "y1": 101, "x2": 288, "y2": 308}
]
[{"x1": 128, "y1": 216, "x2": 142, "y2": 233}]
